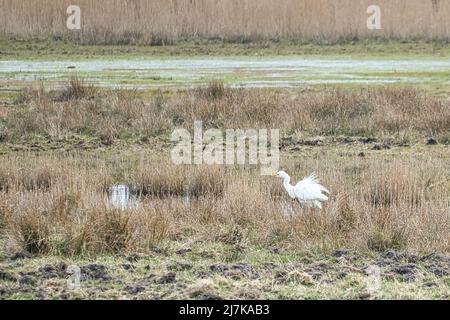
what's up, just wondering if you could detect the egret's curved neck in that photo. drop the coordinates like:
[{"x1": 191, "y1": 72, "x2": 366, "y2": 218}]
[
  {"x1": 281, "y1": 174, "x2": 295, "y2": 199},
  {"x1": 282, "y1": 175, "x2": 292, "y2": 188}
]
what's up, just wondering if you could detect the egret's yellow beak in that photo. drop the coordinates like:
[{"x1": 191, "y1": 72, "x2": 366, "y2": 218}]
[{"x1": 271, "y1": 170, "x2": 278, "y2": 176}]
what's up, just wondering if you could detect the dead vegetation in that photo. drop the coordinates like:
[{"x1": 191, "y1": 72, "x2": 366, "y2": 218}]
[
  {"x1": 0, "y1": 152, "x2": 448, "y2": 257},
  {"x1": 0, "y1": 83, "x2": 449, "y2": 258},
  {"x1": 4, "y1": 83, "x2": 450, "y2": 145},
  {"x1": 1, "y1": 0, "x2": 450, "y2": 43}
]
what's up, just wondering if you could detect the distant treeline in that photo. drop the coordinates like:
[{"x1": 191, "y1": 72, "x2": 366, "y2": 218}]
[{"x1": 0, "y1": 0, "x2": 449, "y2": 44}]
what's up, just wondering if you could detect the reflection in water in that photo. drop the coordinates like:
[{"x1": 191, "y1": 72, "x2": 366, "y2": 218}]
[
  {"x1": 109, "y1": 185, "x2": 191, "y2": 210},
  {"x1": 183, "y1": 191, "x2": 190, "y2": 208},
  {"x1": 110, "y1": 185, "x2": 139, "y2": 210}
]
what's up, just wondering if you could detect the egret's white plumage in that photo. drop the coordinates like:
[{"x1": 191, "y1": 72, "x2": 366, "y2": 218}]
[{"x1": 276, "y1": 171, "x2": 330, "y2": 209}]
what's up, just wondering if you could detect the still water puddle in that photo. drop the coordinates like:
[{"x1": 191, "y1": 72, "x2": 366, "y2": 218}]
[
  {"x1": 109, "y1": 185, "x2": 140, "y2": 210},
  {"x1": 109, "y1": 185, "x2": 192, "y2": 210},
  {"x1": 1, "y1": 57, "x2": 449, "y2": 89}
]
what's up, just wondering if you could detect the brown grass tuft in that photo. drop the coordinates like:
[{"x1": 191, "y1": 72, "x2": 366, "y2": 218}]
[
  {"x1": 336, "y1": 191, "x2": 357, "y2": 233},
  {"x1": 133, "y1": 164, "x2": 225, "y2": 198},
  {"x1": 197, "y1": 80, "x2": 227, "y2": 100},
  {"x1": 94, "y1": 209, "x2": 132, "y2": 253},
  {"x1": 57, "y1": 78, "x2": 98, "y2": 102},
  {"x1": 364, "y1": 163, "x2": 423, "y2": 208},
  {"x1": 14, "y1": 208, "x2": 52, "y2": 255}
]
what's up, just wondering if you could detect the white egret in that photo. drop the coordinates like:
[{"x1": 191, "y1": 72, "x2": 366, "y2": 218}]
[{"x1": 275, "y1": 171, "x2": 330, "y2": 209}]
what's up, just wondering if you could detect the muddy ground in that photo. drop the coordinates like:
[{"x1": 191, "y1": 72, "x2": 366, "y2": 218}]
[{"x1": 1, "y1": 245, "x2": 449, "y2": 300}]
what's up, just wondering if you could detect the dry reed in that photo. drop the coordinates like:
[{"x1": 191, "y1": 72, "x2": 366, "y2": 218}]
[
  {"x1": 1, "y1": 1, "x2": 450, "y2": 43},
  {"x1": 5, "y1": 83, "x2": 450, "y2": 144},
  {"x1": 0, "y1": 152, "x2": 448, "y2": 256}
]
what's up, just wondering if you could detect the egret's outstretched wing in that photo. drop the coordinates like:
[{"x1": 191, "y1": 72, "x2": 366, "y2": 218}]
[{"x1": 294, "y1": 173, "x2": 330, "y2": 203}]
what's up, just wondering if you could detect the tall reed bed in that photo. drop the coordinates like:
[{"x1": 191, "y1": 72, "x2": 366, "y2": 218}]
[{"x1": 1, "y1": 0, "x2": 450, "y2": 43}]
